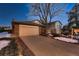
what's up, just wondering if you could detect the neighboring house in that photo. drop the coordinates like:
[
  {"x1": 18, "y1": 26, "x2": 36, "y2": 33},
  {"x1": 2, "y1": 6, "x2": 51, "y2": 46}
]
[
  {"x1": 47, "y1": 21, "x2": 62, "y2": 35},
  {"x1": 68, "y1": 4, "x2": 79, "y2": 35},
  {"x1": 62, "y1": 25, "x2": 70, "y2": 35},
  {"x1": 12, "y1": 19, "x2": 62, "y2": 37},
  {"x1": 32, "y1": 20, "x2": 62, "y2": 35},
  {"x1": 0, "y1": 26, "x2": 11, "y2": 33}
]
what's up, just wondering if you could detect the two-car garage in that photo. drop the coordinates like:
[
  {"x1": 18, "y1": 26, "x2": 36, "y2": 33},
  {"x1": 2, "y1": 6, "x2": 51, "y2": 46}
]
[{"x1": 12, "y1": 21, "x2": 40, "y2": 37}]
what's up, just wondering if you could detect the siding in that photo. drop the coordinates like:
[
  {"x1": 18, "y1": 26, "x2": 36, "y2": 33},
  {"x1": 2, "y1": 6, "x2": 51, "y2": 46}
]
[
  {"x1": 12, "y1": 24, "x2": 19, "y2": 37},
  {"x1": 74, "y1": 29, "x2": 79, "y2": 33}
]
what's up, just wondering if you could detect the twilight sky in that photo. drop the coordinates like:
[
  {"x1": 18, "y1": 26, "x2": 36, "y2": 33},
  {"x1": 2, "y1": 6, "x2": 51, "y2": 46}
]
[{"x1": 0, "y1": 3, "x2": 75, "y2": 26}]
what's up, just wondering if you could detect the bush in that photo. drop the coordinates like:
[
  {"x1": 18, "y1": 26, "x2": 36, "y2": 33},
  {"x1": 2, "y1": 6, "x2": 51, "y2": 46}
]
[{"x1": 51, "y1": 33, "x2": 60, "y2": 37}]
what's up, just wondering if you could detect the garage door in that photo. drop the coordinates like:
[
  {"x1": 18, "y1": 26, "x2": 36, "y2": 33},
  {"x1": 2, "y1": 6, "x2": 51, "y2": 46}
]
[{"x1": 19, "y1": 25, "x2": 39, "y2": 36}]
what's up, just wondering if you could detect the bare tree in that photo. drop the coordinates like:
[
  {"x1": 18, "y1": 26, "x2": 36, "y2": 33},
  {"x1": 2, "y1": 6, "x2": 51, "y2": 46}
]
[{"x1": 30, "y1": 3, "x2": 67, "y2": 25}]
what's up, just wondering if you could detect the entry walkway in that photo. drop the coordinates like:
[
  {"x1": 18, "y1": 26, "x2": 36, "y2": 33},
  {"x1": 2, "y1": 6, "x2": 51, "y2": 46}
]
[{"x1": 20, "y1": 36, "x2": 79, "y2": 56}]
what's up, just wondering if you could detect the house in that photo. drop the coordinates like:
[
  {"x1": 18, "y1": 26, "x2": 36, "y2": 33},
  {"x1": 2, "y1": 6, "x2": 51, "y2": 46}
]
[
  {"x1": 62, "y1": 25, "x2": 70, "y2": 35},
  {"x1": 12, "y1": 20, "x2": 45, "y2": 37},
  {"x1": 12, "y1": 19, "x2": 62, "y2": 37},
  {"x1": 47, "y1": 21, "x2": 62, "y2": 35},
  {"x1": 32, "y1": 20, "x2": 47, "y2": 35},
  {"x1": 32, "y1": 20, "x2": 62, "y2": 36},
  {"x1": 68, "y1": 4, "x2": 79, "y2": 35}
]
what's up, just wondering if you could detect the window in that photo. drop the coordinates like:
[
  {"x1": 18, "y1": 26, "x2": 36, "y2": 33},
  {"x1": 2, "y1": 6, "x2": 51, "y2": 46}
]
[{"x1": 72, "y1": 23, "x2": 76, "y2": 27}]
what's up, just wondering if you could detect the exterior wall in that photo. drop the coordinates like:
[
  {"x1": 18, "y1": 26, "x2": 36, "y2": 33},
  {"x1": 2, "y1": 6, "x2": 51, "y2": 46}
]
[
  {"x1": 71, "y1": 28, "x2": 79, "y2": 35},
  {"x1": 12, "y1": 24, "x2": 19, "y2": 37},
  {"x1": 68, "y1": 4, "x2": 78, "y2": 29},
  {"x1": 70, "y1": 18, "x2": 76, "y2": 23},
  {"x1": 19, "y1": 25, "x2": 39, "y2": 36},
  {"x1": 48, "y1": 22, "x2": 61, "y2": 35},
  {"x1": 39, "y1": 27, "x2": 46, "y2": 35},
  {"x1": 74, "y1": 29, "x2": 79, "y2": 33},
  {"x1": 12, "y1": 23, "x2": 40, "y2": 37},
  {"x1": 49, "y1": 24, "x2": 56, "y2": 34},
  {"x1": 70, "y1": 6, "x2": 76, "y2": 13},
  {"x1": 55, "y1": 22, "x2": 61, "y2": 34}
]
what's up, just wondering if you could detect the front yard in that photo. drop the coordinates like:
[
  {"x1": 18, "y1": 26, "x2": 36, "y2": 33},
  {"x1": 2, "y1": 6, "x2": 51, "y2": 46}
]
[
  {"x1": 0, "y1": 35, "x2": 79, "y2": 56},
  {"x1": 0, "y1": 38, "x2": 18, "y2": 56},
  {"x1": 0, "y1": 38, "x2": 34, "y2": 56}
]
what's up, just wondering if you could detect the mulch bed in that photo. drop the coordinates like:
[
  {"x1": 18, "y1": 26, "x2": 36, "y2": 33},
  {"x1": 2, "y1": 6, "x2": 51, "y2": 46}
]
[
  {"x1": 0, "y1": 37, "x2": 35, "y2": 56},
  {"x1": 0, "y1": 38, "x2": 19, "y2": 56}
]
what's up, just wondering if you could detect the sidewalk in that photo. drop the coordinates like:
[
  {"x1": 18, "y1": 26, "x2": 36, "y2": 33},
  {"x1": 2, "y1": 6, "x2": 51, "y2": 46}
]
[
  {"x1": 20, "y1": 36, "x2": 79, "y2": 56},
  {"x1": 54, "y1": 37, "x2": 78, "y2": 43}
]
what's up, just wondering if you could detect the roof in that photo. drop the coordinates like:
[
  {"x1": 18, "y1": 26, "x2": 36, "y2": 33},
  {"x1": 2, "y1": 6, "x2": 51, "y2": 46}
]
[
  {"x1": 12, "y1": 20, "x2": 45, "y2": 27},
  {"x1": 67, "y1": 4, "x2": 76, "y2": 17},
  {"x1": 69, "y1": 4, "x2": 77, "y2": 13},
  {"x1": 48, "y1": 21, "x2": 62, "y2": 25},
  {"x1": 72, "y1": 27, "x2": 79, "y2": 29}
]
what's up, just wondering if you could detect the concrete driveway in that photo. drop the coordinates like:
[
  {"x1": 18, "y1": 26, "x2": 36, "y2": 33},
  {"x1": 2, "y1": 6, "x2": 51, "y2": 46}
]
[{"x1": 20, "y1": 35, "x2": 79, "y2": 56}]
